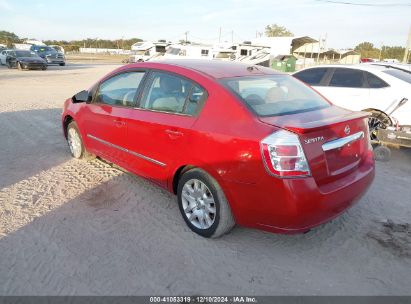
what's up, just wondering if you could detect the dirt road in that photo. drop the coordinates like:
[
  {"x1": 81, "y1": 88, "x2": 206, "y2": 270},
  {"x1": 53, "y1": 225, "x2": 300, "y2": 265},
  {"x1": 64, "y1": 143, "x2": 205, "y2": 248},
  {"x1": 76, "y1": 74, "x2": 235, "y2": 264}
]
[{"x1": 0, "y1": 63, "x2": 410, "y2": 295}]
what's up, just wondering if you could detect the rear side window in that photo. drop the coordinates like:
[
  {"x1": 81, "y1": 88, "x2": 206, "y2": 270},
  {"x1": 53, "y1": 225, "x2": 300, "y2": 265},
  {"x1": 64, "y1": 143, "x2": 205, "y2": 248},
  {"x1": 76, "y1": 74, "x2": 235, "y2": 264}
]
[
  {"x1": 365, "y1": 71, "x2": 389, "y2": 88},
  {"x1": 139, "y1": 71, "x2": 206, "y2": 115},
  {"x1": 293, "y1": 68, "x2": 328, "y2": 86},
  {"x1": 95, "y1": 72, "x2": 145, "y2": 107},
  {"x1": 185, "y1": 84, "x2": 207, "y2": 115},
  {"x1": 329, "y1": 68, "x2": 365, "y2": 88},
  {"x1": 220, "y1": 75, "x2": 330, "y2": 117}
]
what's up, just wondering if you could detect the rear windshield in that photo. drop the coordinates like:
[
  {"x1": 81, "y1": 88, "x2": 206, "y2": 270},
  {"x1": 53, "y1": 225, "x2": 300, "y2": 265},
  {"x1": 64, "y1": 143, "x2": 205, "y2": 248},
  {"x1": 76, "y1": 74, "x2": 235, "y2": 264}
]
[
  {"x1": 382, "y1": 69, "x2": 411, "y2": 84},
  {"x1": 220, "y1": 75, "x2": 330, "y2": 117}
]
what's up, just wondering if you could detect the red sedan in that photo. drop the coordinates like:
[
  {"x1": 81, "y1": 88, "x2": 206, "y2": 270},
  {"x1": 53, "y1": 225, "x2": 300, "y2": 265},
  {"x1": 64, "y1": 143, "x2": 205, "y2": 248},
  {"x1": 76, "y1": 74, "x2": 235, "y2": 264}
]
[{"x1": 62, "y1": 60, "x2": 375, "y2": 238}]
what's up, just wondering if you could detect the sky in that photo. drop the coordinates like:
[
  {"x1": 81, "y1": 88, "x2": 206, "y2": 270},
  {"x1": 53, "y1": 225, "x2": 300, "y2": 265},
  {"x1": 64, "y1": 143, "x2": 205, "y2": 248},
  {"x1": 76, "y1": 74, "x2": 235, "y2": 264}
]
[{"x1": 0, "y1": 0, "x2": 410, "y2": 49}]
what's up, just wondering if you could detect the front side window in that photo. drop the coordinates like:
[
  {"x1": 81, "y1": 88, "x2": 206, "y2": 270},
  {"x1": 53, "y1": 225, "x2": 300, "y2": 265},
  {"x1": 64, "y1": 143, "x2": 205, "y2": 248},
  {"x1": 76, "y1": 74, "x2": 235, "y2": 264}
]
[
  {"x1": 220, "y1": 75, "x2": 330, "y2": 117},
  {"x1": 329, "y1": 68, "x2": 365, "y2": 88},
  {"x1": 95, "y1": 72, "x2": 145, "y2": 107},
  {"x1": 293, "y1": 68, "x2": 328, "y2": 86},
  {"x1": 139, "y1": 71, "x2": 206, "y2": 115}
]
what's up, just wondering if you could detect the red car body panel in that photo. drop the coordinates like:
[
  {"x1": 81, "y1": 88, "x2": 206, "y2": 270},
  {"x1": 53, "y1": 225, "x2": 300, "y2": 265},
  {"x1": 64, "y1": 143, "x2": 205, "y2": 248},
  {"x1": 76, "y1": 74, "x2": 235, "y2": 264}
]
[{"x1": 62, "y1": 60, "x2": 375, "y2": 234}]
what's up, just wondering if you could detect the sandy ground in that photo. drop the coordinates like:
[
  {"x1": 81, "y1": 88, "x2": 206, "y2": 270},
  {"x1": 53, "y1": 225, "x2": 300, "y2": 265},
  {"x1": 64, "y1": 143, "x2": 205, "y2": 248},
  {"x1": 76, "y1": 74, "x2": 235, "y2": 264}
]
[{"x1": 0, "y1": 63, "x2": 410, "y2": 296}]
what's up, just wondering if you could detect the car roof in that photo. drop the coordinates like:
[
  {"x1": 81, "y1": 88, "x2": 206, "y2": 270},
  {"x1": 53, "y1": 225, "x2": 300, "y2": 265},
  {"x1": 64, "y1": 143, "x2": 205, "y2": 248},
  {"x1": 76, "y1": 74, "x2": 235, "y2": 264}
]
[
  {"x1": 295, "y1": 64, "x2": 395, "y2": 73},
  {"x1": 129, "y1": 59, "x2": 282, "y2": 79},
  {"x1": 295, "y1": 63, "x2": 411, "y2": 76}
]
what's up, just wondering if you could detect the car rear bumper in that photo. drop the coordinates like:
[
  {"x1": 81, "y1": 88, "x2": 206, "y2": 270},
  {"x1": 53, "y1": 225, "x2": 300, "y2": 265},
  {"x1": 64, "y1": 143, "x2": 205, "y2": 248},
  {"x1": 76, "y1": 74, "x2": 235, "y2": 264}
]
[{"x1": 222, "y1": 151, "x2": 375, "y2": 234}]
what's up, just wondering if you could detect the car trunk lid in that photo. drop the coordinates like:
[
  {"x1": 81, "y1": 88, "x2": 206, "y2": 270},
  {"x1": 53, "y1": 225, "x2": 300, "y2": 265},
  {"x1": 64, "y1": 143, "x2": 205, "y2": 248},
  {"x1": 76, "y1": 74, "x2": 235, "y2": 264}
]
[{"x1": 260, "y1": 106, "x2": 371, "y2": 186}]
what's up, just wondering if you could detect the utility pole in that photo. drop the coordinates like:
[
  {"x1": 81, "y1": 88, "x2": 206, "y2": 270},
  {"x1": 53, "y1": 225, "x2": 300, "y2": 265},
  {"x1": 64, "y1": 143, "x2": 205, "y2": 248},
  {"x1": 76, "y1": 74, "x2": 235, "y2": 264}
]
[
  {"x1": 231, "y1": 30, "x2": 234, "y2": 44},
  {"x1": 378, "y1": 42, "x2": 383, "y2": 61},
  {"x1": 403, "y1": 26, "x2": 411, "y2": 63},
  {"x1": 219, "y1": 27, "x2": 222, "y2": 43},
  {"x1": 184, "y1": 31, "x2": 189, "y2": 44}
]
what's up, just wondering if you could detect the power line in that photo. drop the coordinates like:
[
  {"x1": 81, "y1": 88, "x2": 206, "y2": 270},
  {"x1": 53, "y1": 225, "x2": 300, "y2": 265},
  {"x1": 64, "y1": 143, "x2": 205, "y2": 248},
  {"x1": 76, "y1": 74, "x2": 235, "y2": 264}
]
[{"x1": 315, "y1": 0, "x2": 411, "y2": 6}]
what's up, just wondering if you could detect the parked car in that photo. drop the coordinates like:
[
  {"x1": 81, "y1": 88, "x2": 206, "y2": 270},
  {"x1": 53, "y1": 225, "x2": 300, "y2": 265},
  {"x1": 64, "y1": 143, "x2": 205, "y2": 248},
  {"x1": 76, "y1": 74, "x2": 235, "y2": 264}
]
[
  {"x1": 30, "y1": 45, "x2": 65, "y2": 66},
  {"x1": 360, "y1": 58, "x2": 375, "y2": 63},
  {"x1": 293, "y1": 65, "x2": 411, "y2": 139},
  {"x1": 0, "y1": 49, "x2": 14, "y2": 65},
  {"x1": 6, "y1": 50, "x2": 47, "y2": 70},
  {"x1": 62, "y1": 60, "x2": 375, "y2": 237}
]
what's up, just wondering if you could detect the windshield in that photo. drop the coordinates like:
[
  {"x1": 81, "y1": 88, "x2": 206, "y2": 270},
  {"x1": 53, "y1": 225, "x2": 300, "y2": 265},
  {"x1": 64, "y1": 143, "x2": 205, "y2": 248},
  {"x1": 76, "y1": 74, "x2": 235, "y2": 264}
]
[
  {"x1": 383, "y1": 69, "x2": 411, "y2": 84},
  {"x1": 33, "y1": 46, "x2": 57, "y2": 54},
  {"x1": 220, "y1": 75, "x2": 330, "y2": 117},
  {"x1": 15, "y1": 51, "x2": 37, "y2": 57},
  {"x1": 166, "y1": 47, "x2": 181, "y2": 55}
]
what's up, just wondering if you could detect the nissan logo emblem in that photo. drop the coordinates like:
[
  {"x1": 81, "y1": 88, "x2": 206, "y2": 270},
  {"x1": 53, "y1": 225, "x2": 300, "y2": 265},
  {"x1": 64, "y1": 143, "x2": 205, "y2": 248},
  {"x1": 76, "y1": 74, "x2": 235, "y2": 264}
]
[{"x1": 344, "y1": 125, "x2": 351, "y2": 135}]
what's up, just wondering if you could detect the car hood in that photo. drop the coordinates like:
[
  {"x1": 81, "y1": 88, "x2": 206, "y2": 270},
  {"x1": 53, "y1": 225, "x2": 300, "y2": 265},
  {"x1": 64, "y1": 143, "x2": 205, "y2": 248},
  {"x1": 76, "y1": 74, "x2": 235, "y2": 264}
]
[{"x1": 18, "y1": 57, "x2": 46, "y2": 63}]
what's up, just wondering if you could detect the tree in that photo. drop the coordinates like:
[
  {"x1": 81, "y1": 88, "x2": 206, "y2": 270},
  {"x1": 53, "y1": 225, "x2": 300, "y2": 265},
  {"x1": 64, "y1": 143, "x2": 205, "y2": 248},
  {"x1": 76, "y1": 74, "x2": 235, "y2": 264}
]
[
  {"x1": 0, "y1": 30, "x2": 21, "y2": 47},
  {"x1": 264, "y1": 24, "x2": 293, "y2": 37},
  {"x1": 381, "y1": 46, "x2": 405, "y2": 61},
  {"x1": 354, "y1": 42, "x2": 380, "y2": 59}
]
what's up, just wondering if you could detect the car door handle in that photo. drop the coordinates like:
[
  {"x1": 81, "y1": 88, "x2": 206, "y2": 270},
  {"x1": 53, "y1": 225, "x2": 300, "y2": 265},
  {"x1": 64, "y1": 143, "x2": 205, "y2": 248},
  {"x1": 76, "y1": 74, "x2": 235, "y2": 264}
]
[
  {"x1": 165, "y1": 129, "x2": 183, "y2": 138},
  {"x1": 113, "y1": 119, "x2": 126, "y2": 127}
]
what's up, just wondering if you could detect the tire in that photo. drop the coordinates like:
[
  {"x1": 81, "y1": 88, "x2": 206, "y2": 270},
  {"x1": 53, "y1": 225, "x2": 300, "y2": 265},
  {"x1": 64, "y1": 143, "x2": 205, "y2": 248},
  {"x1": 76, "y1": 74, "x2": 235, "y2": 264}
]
[
  {"x1": 177, "y1": 168, "x2": 235, "y2": 238},
  {"x1": 42, "y1": 66, "x2": 47, "y2": 70},
  {"x1": 17, "y1": 62, "x2": 23, "y2": 70},
  {"x1": 366, "y1": 110, "x2": 392, "y2": 141},
  {"x1": 59, "y1": 63, "x2": 65, "y2": 66},
  {"x1": 66, "y1": 121, "x2": 94, "y2": 160},
  {"x1": 7, "y1": 61, "x2": 13, "y2": 69},
  {"x1": 373, "y1": 145, "x2": 391, "y2": 162}
]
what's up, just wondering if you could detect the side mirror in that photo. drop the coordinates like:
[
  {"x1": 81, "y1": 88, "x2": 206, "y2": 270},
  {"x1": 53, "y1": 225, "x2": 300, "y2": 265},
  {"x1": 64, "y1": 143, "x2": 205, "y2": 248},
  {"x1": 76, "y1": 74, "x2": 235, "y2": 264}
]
[{"x1": 72, "y1": 90, "x2": 92, "y2": 103}]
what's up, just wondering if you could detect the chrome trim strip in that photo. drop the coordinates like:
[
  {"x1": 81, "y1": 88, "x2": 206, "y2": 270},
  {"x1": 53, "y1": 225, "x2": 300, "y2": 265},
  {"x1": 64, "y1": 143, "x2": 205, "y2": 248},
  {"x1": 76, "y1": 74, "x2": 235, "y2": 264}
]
[
  {"x1": 87, "y1": 134, "x2": 166, "y2": 167},
  {"x1": 322, "y1": 131, "x2": 365, "y2": 152}
]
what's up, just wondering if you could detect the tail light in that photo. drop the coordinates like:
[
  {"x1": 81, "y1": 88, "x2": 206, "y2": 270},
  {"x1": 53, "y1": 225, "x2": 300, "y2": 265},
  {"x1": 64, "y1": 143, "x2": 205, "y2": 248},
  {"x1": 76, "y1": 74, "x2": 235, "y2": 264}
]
[{"x1": 260, "y1": 130, "x2": 310, "y2": 178}]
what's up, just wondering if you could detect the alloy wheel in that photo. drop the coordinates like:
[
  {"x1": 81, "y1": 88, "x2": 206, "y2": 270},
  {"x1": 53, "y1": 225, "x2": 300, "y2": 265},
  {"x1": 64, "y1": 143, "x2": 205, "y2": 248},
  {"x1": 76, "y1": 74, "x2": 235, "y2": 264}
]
[
  {"x1": 181, "y1": 179, "x2": 216, "y2": 229},
  {"x1": 67, "y1": 127, "x2": 82, "y2": 158}
]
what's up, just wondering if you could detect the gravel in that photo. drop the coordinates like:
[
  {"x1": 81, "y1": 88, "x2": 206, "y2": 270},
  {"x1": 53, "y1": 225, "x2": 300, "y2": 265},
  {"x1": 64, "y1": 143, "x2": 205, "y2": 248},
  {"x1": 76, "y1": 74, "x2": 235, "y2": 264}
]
[{"x1": 0, "y1": 63, "x2": 410, "y2": 296}]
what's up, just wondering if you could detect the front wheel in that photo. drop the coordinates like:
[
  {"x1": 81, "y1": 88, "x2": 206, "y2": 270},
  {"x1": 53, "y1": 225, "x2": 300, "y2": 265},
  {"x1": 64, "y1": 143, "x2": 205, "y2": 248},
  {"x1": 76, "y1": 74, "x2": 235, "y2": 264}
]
[
  {"x1": 177, "y1": 169, "x2": 235, "y2": 238},
  {"x1": 66, "y1": 121, "x2": 93, "y2": 160}
]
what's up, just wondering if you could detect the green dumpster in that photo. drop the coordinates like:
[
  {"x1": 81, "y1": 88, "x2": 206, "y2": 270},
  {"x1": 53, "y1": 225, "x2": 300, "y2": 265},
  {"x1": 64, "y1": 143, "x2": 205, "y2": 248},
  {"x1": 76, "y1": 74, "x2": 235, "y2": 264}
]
[{"x1": 271, "y1": 55, "x2": 297, "y2": 72}]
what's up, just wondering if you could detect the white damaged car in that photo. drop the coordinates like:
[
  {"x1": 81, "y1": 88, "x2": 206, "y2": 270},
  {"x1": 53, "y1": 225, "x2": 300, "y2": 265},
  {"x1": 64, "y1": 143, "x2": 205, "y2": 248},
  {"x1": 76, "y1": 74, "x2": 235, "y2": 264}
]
[{"x1": 293, "y1": 64, "x2": 411, "y2": 138}]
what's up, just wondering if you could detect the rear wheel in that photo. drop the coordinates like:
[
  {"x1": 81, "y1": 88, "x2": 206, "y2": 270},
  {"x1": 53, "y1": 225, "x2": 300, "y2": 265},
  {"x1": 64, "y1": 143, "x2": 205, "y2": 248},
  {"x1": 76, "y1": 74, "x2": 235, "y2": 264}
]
[
  {"x1": 177, "y1": 168, "x2": 235, "y2": 238},
  {"x1": 66, "y1": 121, "x2": 93, "y2": 160},
  {"x1": 366, "y1": 110, "x2": 392, "y2": 141},
  {"x1": 373, "y1": 145, "x2": 391, "y2": 162}
]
